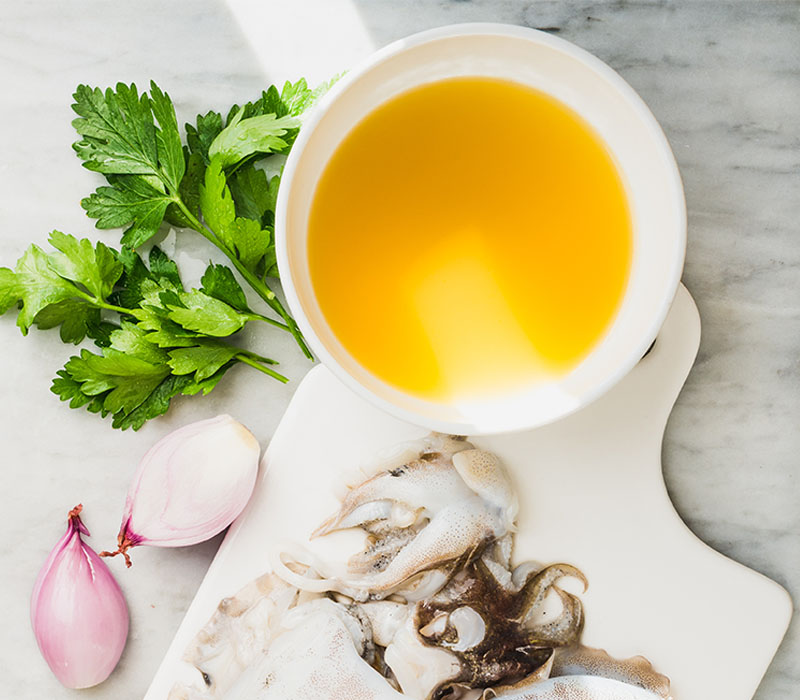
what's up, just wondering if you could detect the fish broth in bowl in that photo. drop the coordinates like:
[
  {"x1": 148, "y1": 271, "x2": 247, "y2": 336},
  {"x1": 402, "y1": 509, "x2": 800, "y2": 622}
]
[
  {"x1": 276, "y1": 25, "x2": 686, "y2": 434},
  {"x1": 308, "y1": 76, "x2": 632, "y2": 403}
]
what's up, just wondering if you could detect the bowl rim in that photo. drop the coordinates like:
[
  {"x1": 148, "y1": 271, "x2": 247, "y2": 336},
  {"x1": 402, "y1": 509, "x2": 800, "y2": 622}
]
[{"x1": 275, "y1": 22, "x2": 687, "y2": 436}]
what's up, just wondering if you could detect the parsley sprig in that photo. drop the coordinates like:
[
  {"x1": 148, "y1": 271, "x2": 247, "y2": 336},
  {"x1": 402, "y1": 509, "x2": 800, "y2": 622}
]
[
  {"x1": 1, "y1": 233, "x2": 285, "y2": 430},
  {"x1": 0, "y1": 77, "x2": 337, "y2": 429},
  {"x1": 73, "y1": 78, "x2": 336, "y2": 358}
]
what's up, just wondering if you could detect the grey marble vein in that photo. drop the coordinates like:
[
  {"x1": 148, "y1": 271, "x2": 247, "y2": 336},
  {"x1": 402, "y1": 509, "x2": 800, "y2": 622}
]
[{"x1": 0, "y1": 1, "x2": 797, "y2": 698}]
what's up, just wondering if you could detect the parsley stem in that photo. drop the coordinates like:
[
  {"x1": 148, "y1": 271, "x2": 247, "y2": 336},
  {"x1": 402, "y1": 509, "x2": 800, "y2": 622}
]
[
  {"x1": 245, "y1": 313, "x2": 290, "y2": 331},
  {"x1": 171, "y1": 197, "x2": 313, "y2": 359},
  {"x1": 235, "y1": 353, "x2": 288, "y2": 382},
  {"x1": 76, "y1": 291, "x2": 131, "y2": 317},
  {"x1": 237, "y1": 348, "x2": 279, "y2": 365},
  {"x1": 98, "y1": 301, "x2": 132, "y2": 316}
]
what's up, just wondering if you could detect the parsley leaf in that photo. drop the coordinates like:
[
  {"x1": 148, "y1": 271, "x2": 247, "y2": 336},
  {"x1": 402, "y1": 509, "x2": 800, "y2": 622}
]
[
  {"x1": 72, "y1": 81, "x2": 185, "y2": 248},
  {"x1": 209, "y1": 111, "x2": 299, "y2": 169},
  {"x1": 64, "y1": 347, "x2": 170, "y2": 415},
  {"x1": 167, "y1": 344, "x2": 239, "y2": 382},
  {"x1": 148, "y1": 82, "x2": 186, "y2": 192},
  {"x1": 224, "y1": 77, "x2": 338, "y2": 142},
  {"x1": 197, "y1": 156, "x2": 234, "y2": 236},
  {"x1": 111, "y1": 245, "x2": 160, "y2": 309},
  {"x1": 47, "y1": 230, "x2": 122, "y2": 300},
  {"x1": 2, "y1": 244, "x2": 78, "y2": 333},
  {"x1": 0, "y1": 267, "x2": 23, "y2": 314},
  {"x1": 211, "y1": 76, "x2": 340, "y2": 164},
  {"x1": 165, "y1": 151, "x2": 205, "y2": 229},
  {"x1": 167, "y1": 289, "x2": 250, "y2": 336},
  {"x1": 228, "y1": 165, "x2": 277, "y2": 224},
  {"x1": 0, "y1": 233, "x2": 119, "y2": 341},
  {"x1": 274, "y1": 79, "x2": 314, "y2": 117},
  {"x1": 199, "y1": 158, "x2": 274, "y2": 277},
  {"x1": 200, "y1": 263, "x2": 250, "y2": 312},
  {"x1": 51, "y1": 369, "x2": 108, "y2": 414},
  {"x1": 111, "y1": 374, "x2": 197, "y2": 430},
  {"x1": 229, "y1": 218, "x2": 271, "y2": 273},
  {"x1": 72, "y1": 81, "x2": 185, "y2": 188},
  {"x1": 186, "y1": 111, "x2": 224, "y2": 164},
  {"x1": 108, "y1": 320, "x2": 169, "y2": 364},
  {"x1": 32, "y1": 299, "x2": 102, "y2": 345},
  {"x1": 82, "y1": 176, "x2": 173, "y2": 249},
  {"x1": 72, "y1": 83, "x2": 160, "y2": 177},
  {"x1": 147, "y1": 245, "x2": 182, "y2": 288}
]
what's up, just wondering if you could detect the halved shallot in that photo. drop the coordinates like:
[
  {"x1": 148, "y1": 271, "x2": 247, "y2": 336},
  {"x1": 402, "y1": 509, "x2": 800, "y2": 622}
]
[{"x1": 102, "y1": 414, "x2": 260, "y2": 566}]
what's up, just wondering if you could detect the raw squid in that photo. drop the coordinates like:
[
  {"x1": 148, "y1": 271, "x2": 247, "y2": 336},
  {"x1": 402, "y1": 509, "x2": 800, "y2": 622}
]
[
  {"x1": 403, "y1": 551, "x2": 588, "y2": 698},
  {"x1": 493, "y1": 675, "x2": 667, "y2": 700},
  {"x1": 168, "y1": 578, "x2": 405, "y2": 700},
  {"x1": 273, "y1": 434, "x2": 518, "y2": 601},
  {"x1": 551, "y1": 645, "x2": 671, "y2": 697},
  {"x1": 170, "y1": 433, "x2": 671, "y2": 700}
]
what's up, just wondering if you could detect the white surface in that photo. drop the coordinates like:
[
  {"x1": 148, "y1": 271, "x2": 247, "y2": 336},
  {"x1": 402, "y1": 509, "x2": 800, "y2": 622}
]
[
  {"x1": 277, "y1": 23, "x2": 686, "y2": 435},
  {"x1": 145, "y1": 286, "x2": 790, "y2": 700},
  {"x1": 0, "y1": 2, "x2": 797, "y2": 699}
]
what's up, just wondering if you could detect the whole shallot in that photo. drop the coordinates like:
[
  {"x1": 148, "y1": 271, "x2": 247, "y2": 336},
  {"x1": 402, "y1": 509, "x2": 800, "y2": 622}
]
[
  {"x1": 102, "y1": 414, "x2": 260, "y2": 566},
  {"x1": 31, "y1": 505, "x2": 129, "y2": 688}
]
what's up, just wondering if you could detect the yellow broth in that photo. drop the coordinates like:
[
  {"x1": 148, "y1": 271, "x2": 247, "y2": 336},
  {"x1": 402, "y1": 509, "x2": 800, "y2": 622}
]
[{"x1": 308, "y1": 77, "x2": 632, "y2": 401}]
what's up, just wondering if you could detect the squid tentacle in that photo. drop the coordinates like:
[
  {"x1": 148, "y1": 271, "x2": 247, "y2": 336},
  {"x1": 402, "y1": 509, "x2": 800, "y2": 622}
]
[
  {"x1": 514, "y1": 564, "x2": 588, "y2": 622},
  {"x1": 523, "y1": 585, "x2": 584, "y2": 647}
]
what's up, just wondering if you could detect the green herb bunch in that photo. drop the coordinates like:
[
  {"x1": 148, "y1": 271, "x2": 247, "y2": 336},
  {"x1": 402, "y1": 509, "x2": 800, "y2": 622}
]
[{"x1": 0, "y1": 78, "x2": 334, "y2": 429}]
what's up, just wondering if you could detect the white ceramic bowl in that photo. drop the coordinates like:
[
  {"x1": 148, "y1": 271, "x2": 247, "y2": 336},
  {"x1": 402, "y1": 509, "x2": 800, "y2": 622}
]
[{"x1": 276, "y1": 23, "x2": 686, "y2": 435}]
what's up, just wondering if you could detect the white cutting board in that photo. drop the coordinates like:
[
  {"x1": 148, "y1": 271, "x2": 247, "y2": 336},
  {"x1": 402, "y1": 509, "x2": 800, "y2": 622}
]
[{"x1": 145, "y1": 285, "x2": 791, "y2": 700}]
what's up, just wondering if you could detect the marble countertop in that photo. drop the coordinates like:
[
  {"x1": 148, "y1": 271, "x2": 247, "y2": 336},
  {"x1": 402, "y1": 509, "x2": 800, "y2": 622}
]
[{"x1": 0, "y1": 1, "x2": 796, "y2": 698}]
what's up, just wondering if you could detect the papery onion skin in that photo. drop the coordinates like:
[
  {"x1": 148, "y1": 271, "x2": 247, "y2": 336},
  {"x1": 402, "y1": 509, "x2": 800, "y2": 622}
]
[
  {"x1": 103, "y1": 414, "x2": 260, "y2": 566},
  {"x1": 31, "y1": 505, "x2": 129, "y2": 689}
]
